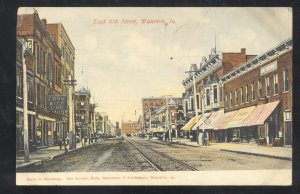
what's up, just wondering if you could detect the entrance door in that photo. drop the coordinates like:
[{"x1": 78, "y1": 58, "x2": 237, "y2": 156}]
[{"x1": 285, "y1": 121, "x2": 292, "y2": 146}]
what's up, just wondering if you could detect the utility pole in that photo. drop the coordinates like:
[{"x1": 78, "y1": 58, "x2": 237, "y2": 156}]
[
  {"x1": 21, "y1": 39, "x2": 29, "y2": 162},
  {"x1": 64, "y1": 75, "x2": 77, "y2": 150},
  {"x1": 162, "y1": 95, "x2": 172, "y2": 142},
  {"x1": 185, "y1": 69, "x2": 200, "y2": 144}
]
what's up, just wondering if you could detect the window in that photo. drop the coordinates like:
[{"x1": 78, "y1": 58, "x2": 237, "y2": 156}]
[
  {"x1": 185, "y1": 101, "x2": 188, "y2": 112},
  {"x1": 27, "y1": 79, "x2": 33, "y2": 102},
  {"x1": 48, "y1": 54, "x2": 53, "y2": 81},
  {"x1": 206, "y1": 88, "x2": 210, "y2": 106},
  {"x1": 56, "y1": 64, "x2": 62, "y2": 87},
  {"x1": 273, "y1": 74, "x2": 279, "y2": 95},
  {"x1": 265, "y1": 77, "x2": 270, "y2": 97},
  {"x1": 251, "y1": 82, "x2": 255, "y2": 101},
  {"x1": 245, "y1": 85, "x2": 248, "y2": 102},
  {"x1": 258, "y1": 126, "x2": 266, "y2": 138},
  {"x1": 258, "y1": 79, "x2": 262, "y2": 97},
  {"x1": 235, "y1": 90, "x2": 238, "y2": 106},
  {"x1": 16, "y1": 74, "x2": 22, "y2": 97},
  {"x1": 36, "y1": 83, "x2": 40, "y2": 106},
  {"x1": 225, "y1": 93, "x2": 228, "y2": 107},
  {"x1": 196, "y1": 94, "x2": 200, "y2": 109},
  {"x1": 240, "y1": 87, "x2": 243, "y2": 104},
  {"x1": 230, "y1": 92, "x2": 232, "y2": 107},
  {"x1": 283, "y1": 69, "x2": 289, "y2": 92},
  {"x1": 213, "y1": 85, "x2": 218, "y2": 103},
  {"x1": 191, "y1": 98, "x2": 194, "y2": 110}
]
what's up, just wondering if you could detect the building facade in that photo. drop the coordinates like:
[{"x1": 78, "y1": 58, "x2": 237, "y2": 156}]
[
  {"x1": 17, "y1": 11, "x2": 64, "y2": 148},
  {"x1": 74, "y1": 87, "x2": 91, "y2": 141},
  {"x1": 221, "y1": 38, "x2": 292, "y2": 146},
  {"x1": 121, "y1": 121, "x2": 139, "y2": 136},
  {"x1": 181, "y1": 48, "x2": 256, "y2": 141}
]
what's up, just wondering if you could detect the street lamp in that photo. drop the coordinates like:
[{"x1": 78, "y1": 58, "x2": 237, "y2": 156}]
[{"x1": 63, "y1": 75, "x2": 77, "y2": 150}]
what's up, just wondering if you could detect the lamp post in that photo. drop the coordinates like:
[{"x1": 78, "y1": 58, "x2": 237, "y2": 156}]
[{"x1": 63, "y1": 75, "x2": 77, "y2": 150}]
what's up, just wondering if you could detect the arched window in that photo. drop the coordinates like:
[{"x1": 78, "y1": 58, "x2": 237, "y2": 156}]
[{"x1": 48, "y1": 54, "x2": 52, "y2": 81}]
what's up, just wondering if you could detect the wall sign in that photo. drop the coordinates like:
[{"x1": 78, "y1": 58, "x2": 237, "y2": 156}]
[{"x1": 260, "y1": 61, "x2": 277, "y2": 76}]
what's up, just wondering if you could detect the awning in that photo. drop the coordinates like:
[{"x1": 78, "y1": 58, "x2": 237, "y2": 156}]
[
  {"x1": 216, "y1": 110, "x2": 238, "y2": 130},
  {"x1": 196, "y1": 112, "x2": 212, "y2": 130},
  {"x1": 181, "y1": 115, "x2": 201, "y2": 131},
  {"x1": 205, "y1": 109, "x2": 224, "y2": 130},
  {"x1": 155, "y1": 126, "x2": 165, "y2": 133},
  {"x1": 226, "y1": 106, "x2": 256, "y2": 129},
  {"x1": 242, "y1": 101, "x2": 280, "y2": 126}
]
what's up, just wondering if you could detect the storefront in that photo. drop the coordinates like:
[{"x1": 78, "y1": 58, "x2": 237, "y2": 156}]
[{"x1": 35, "y1": 115, "x2": 56, "y2": 147}]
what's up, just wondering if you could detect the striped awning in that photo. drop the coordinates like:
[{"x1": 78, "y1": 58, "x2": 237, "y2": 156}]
[
  {"x1": 226, "y1": 106, "x2": 256, "y2": 129},
  {"x1": 216, "y1": 110, "x2": 238, "y2": 130},
  {"x1": 196, "y1": 112, "x2": 212, "y2": 130},
  {"x1": 205, "y1": 109, "x2": 224, "y2": 130},
  {"x1": 181, "y1": 115, "x2": 201, "y2": 131},
  {"x1": 242, "y1": 101, "x2": 280, "y2": 126}
]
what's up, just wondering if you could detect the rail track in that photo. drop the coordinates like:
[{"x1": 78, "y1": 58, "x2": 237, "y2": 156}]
[{"x1": 126, "y1": 139, "x2": 198, "y2": 171}]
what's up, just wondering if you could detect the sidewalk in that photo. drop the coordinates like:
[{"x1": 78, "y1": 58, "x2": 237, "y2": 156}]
[
  {"x1": 155, "y1": 138, "x2": 292, "y2": 160},
  {"x1": 16, "y1": 140, "x2": 101, "y2": 170}
]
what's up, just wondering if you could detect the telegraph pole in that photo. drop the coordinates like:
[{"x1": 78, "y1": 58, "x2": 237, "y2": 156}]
[
  {"x1": 21, "y1": 39, "x2": 29, "y2": 162},
  {"x1": 185, "y1": 69, "x2": 200, "y2": 144},
  {"x1": 64, "y1": 75, "x2": 77, "y2": 150}
]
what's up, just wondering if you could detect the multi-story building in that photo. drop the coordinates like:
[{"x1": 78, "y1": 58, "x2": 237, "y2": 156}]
[
  {"x1": 181, "y1": 48, "x2": 256, "y2": 140},
  {"x1": 17, "y1": 11, "x2": 64, "y2": 148},
  {"x1": 121, "y1": 121, "x2": 139, "y2": 136},
  {"x1": 16, "y1": 38, "x2": 36, "y2": 152},
  {"x1": 220, "y1": 38, "x2": 292, "y2": 146},
  {"x1": 142, "y1": 97, "x2": 181, "y2": 133},
  {"x1": 74, "y1": 87, "x2": 91, "y2": 141},
  {"x1": 153, "y1": 98, "x2": 184, "y2": 139},
  {"x1": 46, "y1": 22, "x2": 76, "y2": 140}
]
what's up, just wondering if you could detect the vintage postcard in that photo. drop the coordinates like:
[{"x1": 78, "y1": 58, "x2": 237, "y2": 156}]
[{"x1": 16, "y1": 7, "x2": 292, "y2": 185}]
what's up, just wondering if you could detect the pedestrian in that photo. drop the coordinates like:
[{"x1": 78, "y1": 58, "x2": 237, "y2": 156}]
[
  {"x1": 64, "y1": 138, "x2": 68, "y2": 153},
  {"x1": 58, "y1": 138, "x2": 62, "y2": 150}
]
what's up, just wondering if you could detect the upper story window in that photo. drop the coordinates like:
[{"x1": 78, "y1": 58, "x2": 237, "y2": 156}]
[
  {"x1": 245, "y1": 85, "x2": 249, "y2": 103},
  {"x1": 27, "y1": 79, "x2": 33, "y2": 102},
  {"x1": 225, "y1": 93, "x2": 228, "y2": 107},
  {"x1": 196, "y1": 94, "x2": 200, "y2": 109},
  {"x1": 16, "y1": 74, "x2": 22, "y2": 98},
  {"x1": 251, "y1": 82, "x2": 255, "y2": 101},
  {"x1": 205, "y1": 88, "x2": 211, "y2": 106},
  {"x1": 273, "y1": 74, "x2": 279, "y2": 95},
  {"x1": 235, "y1": 89, "x2": 238, "y2": 106},
  {"x1": 229, "y1": 92, "x2": 232, "y2": 107},
  {"x1": 213, "y1": 84, "x2": 218, "y2": 103},
  {"x1": 258, "y1": 79, "x2": 262, "y2": 97},
  {"x1": 265, "y1": 77, "x2": 270, "y2": 97},
  {"x1": 240, "y1": 87, "x2": 243, "y2": 104},
  {"x1": 48, "y1": 54, "x2": 53, "y2": 81},
  {"x1": 283, "y1": 69, "x2": 289, "y2": 92}
]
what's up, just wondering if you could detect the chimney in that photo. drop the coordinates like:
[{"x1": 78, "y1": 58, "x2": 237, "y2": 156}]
[
  {"x1": 41, "y1": 19, "x2": 47, "y2": 26},
  {"x1": 241, "y1": 48, "x2": 246, "y2": 55}
]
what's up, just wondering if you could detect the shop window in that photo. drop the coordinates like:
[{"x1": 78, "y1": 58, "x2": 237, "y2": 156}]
[
  {"x1": 258, "y1": 126, "x2": 266, "y2": 138},
  {"x1": 265, "y1": 77, "x2": 270, "y2": 97},
  {"x1": 283, "y1": 69, "x2": 289, "y2": 92}
]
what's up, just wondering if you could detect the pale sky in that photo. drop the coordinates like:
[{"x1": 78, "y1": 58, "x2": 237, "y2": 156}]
[{"x1": 18, "y1": 7, "x2": 292, "y2": 124}]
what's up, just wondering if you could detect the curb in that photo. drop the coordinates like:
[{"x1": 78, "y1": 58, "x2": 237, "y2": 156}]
[{"x1": 219, "y1": 149, "x2": 292, "y2": 161}]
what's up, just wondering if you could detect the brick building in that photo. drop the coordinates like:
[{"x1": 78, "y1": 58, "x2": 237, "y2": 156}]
[
  {"x1": 121, "y1": 121, "x2": 139, "y2": 136},
  {"x1": 142, "y1": 97, "x2": 181, "y2": 133},
  {"x1": 16, "y1": 38, "x2": 36, "y2": 152},
  {"x1": 17, "y1": 11, "x2": 64, "y2": 148},
  {"x1": 181, "y1": 48, "x2": 256, "y2": 141},
  {"x1": 220, "y1": 38, "x2": 292, "y2": 146}
]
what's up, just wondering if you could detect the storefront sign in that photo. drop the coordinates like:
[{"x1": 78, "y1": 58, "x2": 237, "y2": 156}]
[
  {"x1": 260, "y1": 61, "x2": 277, "y2": 76},
  {"x1": 47, "y1": 95, "x2": 67, "y2": 111}
]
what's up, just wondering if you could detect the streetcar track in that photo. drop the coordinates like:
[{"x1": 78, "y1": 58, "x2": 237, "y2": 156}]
[{"x1": 126, "y1": 139, "x2": 198, "y2": 171}]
